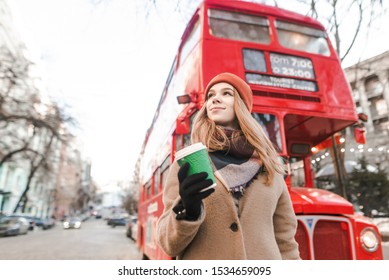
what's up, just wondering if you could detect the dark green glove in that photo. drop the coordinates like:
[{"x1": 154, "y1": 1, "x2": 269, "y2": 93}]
[{"x1": 175, "y1": 162, "x2": 215, "y2": 220}]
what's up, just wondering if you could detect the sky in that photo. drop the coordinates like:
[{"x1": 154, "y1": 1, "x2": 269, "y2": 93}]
[
  {"x1": 8, "y1": 0, "x2": 198, "y2": 185},
  {"x1": 7, "y1": 0, "x2": 389, "y2": 186}
]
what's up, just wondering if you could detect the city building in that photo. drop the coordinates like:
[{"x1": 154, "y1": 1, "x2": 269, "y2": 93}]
[
  {"x1": 0, "y1": 0, "x2": 94, "y2": 217},
  {"x1": 0, "y1": 0, "x2": 37, "y2": 214},
  {"x1": 344, "y1": 51, "x2": 389, "y2": 172}
]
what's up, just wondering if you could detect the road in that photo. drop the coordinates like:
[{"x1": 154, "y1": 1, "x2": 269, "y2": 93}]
[
  {"x1": 0, "y1": 218, "x2": 141, "y2": 260},
  {"x1": 382, "y1": 242, "x2": 389, "y2": 260},
  {"x1": 0, "y1": 217, "x2": 388, "y2": 260}
]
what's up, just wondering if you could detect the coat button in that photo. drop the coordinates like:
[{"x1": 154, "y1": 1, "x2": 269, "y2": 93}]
[{"x1": 230, "y1": 222, "x2": 238, "y2": 232}]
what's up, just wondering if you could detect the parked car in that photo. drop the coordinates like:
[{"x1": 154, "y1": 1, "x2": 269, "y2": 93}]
[
  {"x1": 32, "y1": 217, "x2": 55, "y2": 230},
  {"x1": 95, "y1": 212, "x2": 102, "y2": 219},
  {"x1": 8, "y1": 214, "x2": 35, "y2": 230},
  {"x1": 0, "y1": 216, "x2": 29, "y2": 236},
  {"x1": 79, "y1": 213, "x2": 90, "y2": 222},
  {"x1": 63, "y1": 217, "x2": 82, "y2": 229},
  {"x1": 372, "y1": 217, "x2": 389, "y2": 242},
  {"x1": 126, "y1": 216, "x2": 138, "y2": 241},
  {"x1": 107, "y1": 216, "x2": 127, "y2": 227},
  {"x1": 44, "y1": 218, "x2": 56, "y2": 228}
]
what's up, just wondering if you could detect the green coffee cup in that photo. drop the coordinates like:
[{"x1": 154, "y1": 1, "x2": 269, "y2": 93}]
[{"x1": 175, "y1": 143, "x2": 216, "y2": 191}]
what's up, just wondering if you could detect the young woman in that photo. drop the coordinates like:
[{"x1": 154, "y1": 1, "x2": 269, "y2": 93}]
[{"x1": 157, "y1": 72, "x2": 300, "y2": 260}]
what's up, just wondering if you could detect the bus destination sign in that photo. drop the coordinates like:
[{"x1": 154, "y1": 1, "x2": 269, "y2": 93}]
[
  {"x1": 246, "y1": 73, "x2": 318, "y2": 92},
  {"x1": 270, "y1": 53, "x2": 315, "y2": 79}
]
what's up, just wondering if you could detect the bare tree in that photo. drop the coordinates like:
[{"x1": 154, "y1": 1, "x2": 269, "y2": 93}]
[
  {"x1": 293, "y1": 0, "x2": 387, "y2": 62},
  {"x1": 286, "y1": 0, "x2": 387, "y2": 197},
  {"x1": 122, "y1": 187, "x2": 139, "y2": 215},
  {"x1": 0, "y1": 46, "x2": 76, "y2": 213},
  {"x1": 13, "y1": 131, "x2": 55, "y2": 212},
  {"x1": 124, "y1": 156, "x2": 141, "y2": 215},
  {"x1": 90, "y1": 0, "x2": 387, "y2": 63}
]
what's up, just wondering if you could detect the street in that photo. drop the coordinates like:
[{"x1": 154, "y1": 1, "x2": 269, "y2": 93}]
[
  {"x1": 0, "y1": 217, "x2": 388, "y2": 260},
  {"x1": 382, "y1": 242, "x2": 389, "y2": 260},
  {"x1": 0, "y1": 218, "x2": 141, "y2": 260}
]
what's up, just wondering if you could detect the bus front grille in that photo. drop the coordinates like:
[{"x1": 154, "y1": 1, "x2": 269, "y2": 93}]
[{"x1": 296, "y1": 216, "x2": 354, "y2": 260}]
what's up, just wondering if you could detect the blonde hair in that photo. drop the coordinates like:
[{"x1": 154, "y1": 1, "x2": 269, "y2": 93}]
[{"x1": 191, "y1": 92, "x2": 285, "y2": 185}]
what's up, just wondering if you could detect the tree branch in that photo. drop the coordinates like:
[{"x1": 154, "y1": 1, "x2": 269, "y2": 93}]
[{"x1": 340, "y1": 1, "x2": 363, "y2": 61}]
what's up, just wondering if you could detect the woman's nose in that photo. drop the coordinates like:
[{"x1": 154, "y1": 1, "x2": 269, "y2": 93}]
[{"x1": 212, "y1": 95, "x2": 221, "y2": 103}]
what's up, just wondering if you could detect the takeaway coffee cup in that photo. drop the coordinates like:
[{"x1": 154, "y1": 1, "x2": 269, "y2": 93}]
[{"x1": 175, "y1": 143, "x2": 216, "y2": 191}]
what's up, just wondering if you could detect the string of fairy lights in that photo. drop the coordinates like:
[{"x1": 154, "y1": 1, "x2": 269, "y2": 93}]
[{"x1": 310, "y1": 137, "x2": 389, "y2": 166}]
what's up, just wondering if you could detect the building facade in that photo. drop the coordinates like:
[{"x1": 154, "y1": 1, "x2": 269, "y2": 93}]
[
  {"x1": 344, "y1": 51, "x2": 389, "y2": 172},
  {"x1": 0, "y1": 0, "x2": 33, "y2": 214},
  {"x1": 0, "y1": 0, "x2": 94, "y2": 217}
]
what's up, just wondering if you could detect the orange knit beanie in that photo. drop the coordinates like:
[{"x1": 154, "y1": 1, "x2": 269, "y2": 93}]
[{"x1": 204, "y1": 72, "x2": 253, "y2": 112}]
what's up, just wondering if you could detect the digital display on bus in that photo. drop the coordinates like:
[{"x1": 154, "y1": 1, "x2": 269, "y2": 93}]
[
  {"x1": 270, "y1": 53, "x2": 315, "y2": 79},
  {"x1": 243, "y1": 49, "x2": 317, "y2": 91},
  {"x1": 246, "y1": 73, "x2": 318, "y2": 92}
]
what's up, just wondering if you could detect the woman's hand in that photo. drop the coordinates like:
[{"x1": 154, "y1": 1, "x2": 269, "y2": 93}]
[{"x1": 177, "y1": 162, "x2": 215, "y2": 220}]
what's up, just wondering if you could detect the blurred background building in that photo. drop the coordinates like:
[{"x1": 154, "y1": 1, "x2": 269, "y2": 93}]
[
  {"x1": 344, "y1": 51, "x2": 389, "y2": 172},
  {"x1": 0, "y1": 0, "x2": 96, "y2": 218}
]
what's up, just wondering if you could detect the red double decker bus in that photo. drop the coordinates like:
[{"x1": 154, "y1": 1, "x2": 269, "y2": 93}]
[{"x1": 135, "y1": 0, "x2": 383, "y2": 260}]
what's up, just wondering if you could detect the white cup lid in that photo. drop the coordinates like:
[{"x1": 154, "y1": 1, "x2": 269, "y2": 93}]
[{"x1": 175, "y1": 142, "x2": 207, "y2": 160}]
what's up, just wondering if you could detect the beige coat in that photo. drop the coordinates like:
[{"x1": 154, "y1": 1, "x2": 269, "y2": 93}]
[{"x1": 156, "y1": 161, "x2": 300, "y2": 260}]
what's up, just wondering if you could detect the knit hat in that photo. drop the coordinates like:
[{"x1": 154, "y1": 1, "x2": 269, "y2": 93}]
[{"x1": 205, "y1": 72, "x2": 253, "y2": 112}]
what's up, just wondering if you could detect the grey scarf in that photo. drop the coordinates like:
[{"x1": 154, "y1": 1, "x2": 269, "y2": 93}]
[{"x1": 209, "y1": 128, "x2": 264, "y2": 197}]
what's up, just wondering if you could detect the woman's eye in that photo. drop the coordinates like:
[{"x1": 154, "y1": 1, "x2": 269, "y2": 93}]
[{"x1": 224, "y1": 91, "x2": 233, "y2": 96}]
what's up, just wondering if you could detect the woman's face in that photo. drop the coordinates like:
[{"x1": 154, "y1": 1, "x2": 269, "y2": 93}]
[{"x1": 206, "y1": 82, "x2": 238, "y2": 129}]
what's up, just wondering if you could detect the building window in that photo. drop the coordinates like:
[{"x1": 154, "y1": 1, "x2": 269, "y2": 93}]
[
  {"x1": 376, "y1": 99, "x2": 388, "y2": 116},
  {"x1": 365, "y1": 75, "x2": 383, "y2": 99},
  {"x1": 378, "y1": 120, "x2": 389, "y2": 132},
  {"x1": 352, "y1": 89, "x2": 360, "y2": 102},
  {"x1": 373, "y1": 117, "x2": 389, "y2": 133}
]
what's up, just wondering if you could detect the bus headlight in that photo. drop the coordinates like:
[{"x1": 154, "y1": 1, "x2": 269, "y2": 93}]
[{"x1": 360, "y1": 228, "x2": 379, "y2": 252}]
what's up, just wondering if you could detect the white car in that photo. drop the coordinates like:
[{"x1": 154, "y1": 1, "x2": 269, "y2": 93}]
[
  {"x1": 63, "y1": 217, "x2": 82, "y2": 229},
  {"x1": 373, "y1": 218, "x2": 389, "y2": 242},
  {"x1": 0, "y1": 216, "x2": 29, "y2": 236}
]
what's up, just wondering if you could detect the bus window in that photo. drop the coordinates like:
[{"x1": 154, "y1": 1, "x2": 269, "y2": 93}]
[
  {"x1": 183, "y1": 113, "x2": 196, "y2": 148},
  {"x1": 180, "y1": 20, "x2": 200, "y2": 66},
  {"x1": 161, "y1": 168, "x2": 169, "y2": 191},
  {"x1": 154, "y1": 168, "x2": 160, "y2": 196},
  {"x1": 145, "y1": 180, "x2": 152, "y2": 199},
  {"x1": 243, "y1": 49, "x2": 267, "y2": 72},
  {"x1": 175, "y1": 134, "x2": 182, "y2": 151},
  {"x1": 208, "y1": 9, "x2": 270, "y2": 44},
  {"x1": 176, "y1": 131, "x2": 191, "y2": 150},
  {"x1": 289, "y1": 157, "x2": 305, "y2": 187},
  {"x1": 183, "y1": 133, "x2": 191, "y2": 148},
  {"x1": 252, "y1": 113, "x2": 282, "y2": 152},
  {"x1": 160, "y1": 156, "x2": 170, "y2": 191},
  {"x1": 275, "y1": 20, "x2": 330, "y2": 56}
]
